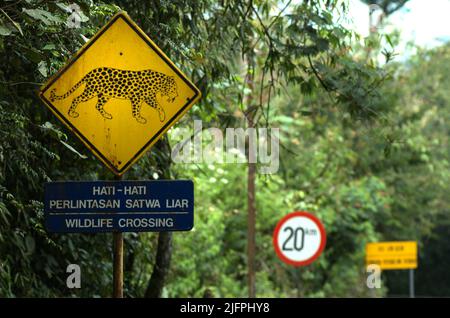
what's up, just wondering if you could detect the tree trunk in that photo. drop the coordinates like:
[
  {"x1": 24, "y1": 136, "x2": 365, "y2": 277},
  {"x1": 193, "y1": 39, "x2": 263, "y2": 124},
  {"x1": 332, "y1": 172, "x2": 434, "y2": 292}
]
[
  {"x1": 247, "y1": 136, "x2": 256, "y2": 298},
  {"x1": 144, "y1": 137, "x2": 173, "y2": 298},
  {"x1": 245, "y1": 53, "x2": 257, "y2": 298},
  {"x1": 144, "y1": 232, "x2": 173, "y2": 298}
]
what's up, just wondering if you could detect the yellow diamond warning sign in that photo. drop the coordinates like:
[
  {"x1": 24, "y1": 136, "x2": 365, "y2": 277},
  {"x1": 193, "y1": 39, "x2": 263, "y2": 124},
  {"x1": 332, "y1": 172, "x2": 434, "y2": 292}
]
[{"x1": 39, "y1": 12, "x2": 201, "y2": 175}]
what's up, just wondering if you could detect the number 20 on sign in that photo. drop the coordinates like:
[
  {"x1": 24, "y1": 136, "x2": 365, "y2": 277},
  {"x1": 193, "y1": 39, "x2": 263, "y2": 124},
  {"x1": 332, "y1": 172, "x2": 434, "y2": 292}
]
[{"x1": 273, "y1": 211, "x2": 326, "y2": 266}]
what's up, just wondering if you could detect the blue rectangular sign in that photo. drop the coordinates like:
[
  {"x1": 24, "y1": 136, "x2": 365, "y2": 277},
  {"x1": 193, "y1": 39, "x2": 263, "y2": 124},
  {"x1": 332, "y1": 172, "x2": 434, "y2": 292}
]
[{"x1": 44, "y1": 180, "x2": 194, "y2": 233}]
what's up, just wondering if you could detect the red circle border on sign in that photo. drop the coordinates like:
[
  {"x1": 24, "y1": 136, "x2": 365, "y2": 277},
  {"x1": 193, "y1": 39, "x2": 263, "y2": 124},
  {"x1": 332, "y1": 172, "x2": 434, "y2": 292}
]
[{"x1": 272, "y1": 211, "x2": 327, "y2": 267}]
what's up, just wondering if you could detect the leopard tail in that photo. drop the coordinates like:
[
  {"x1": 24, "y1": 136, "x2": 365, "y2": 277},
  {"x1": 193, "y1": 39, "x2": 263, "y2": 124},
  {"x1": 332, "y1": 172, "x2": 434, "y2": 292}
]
[{"x1": 49, "y1": 77, "x2": 85, "y2": 101}]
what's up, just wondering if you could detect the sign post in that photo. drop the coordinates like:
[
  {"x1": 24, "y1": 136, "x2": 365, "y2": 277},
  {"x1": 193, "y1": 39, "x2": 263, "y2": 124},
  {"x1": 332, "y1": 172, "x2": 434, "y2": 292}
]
[
  {"x1": 366, "y1": 241, "x2": 418, "y2": 298},
  {"x1": 113, "y1": 231, "x2": 123, "y2": 298},
  {"x1": 38, "y1": 12, "x2": 201, "y2": 297},
  {"x1": 113, "y1": 174, "x2": 123, "y2": 298}
]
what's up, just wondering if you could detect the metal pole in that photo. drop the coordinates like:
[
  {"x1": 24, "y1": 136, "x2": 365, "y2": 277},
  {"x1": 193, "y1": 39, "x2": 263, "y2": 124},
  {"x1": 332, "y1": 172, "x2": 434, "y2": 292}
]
[
  {"x1": 113, "y1": 174, "x2": 123, "y2": 298},
  {"x1": 296, "y1": 267, "x2": 301, "y2": 298},
  {"x1": 409, "y1": 269, "x2": 415, "y2": 298},
  {"x1": 113, "y1": 231, "x2": 124, "y2": 298}
]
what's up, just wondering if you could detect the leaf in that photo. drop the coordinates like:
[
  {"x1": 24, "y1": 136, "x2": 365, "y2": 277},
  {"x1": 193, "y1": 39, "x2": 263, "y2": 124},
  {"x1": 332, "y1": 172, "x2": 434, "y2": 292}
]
[
  {"x1": 37, "y1": 61, "x2": 47, "y2": 77},
  {"x1": 56, "y1": 2, "x2": 89, "y2": 21},
  {"x1": 25, "y1": 236, "x2": 35, "y2": 254},
  {"x1": 0, "y1": 201, "x2": 11, "y2": 226},
  {"x1": 60, "y1": 140, "x2": 88, "y2": 159},
  {"x1": 0, "y1": 24, "x2": 11, "y2": 36},
  {"x1": 80, "y1": 34, "x2": 90, "y2": 43},
  {"x1": 12, "y1": 21, "x2": 23, "y2": 36},
  {"x1": 385, "y1": 34, "x2": 394, "y2": 48},
  {"x1": 0, "y1": 9, "x2": 23, "y2": 35},
  {"x1": 22, "y1": 8, "x2": 62, "y2": 25},
  {"x1": 23, "y1": 46, "x2": 43, "y2": 63},
  {"x1": 274, "y1": 115, "x2": 294, "y2": 124},
  {"x1": 55, "y1": 2, "x2": 71, "y2": 12},
  {"x1": 77, "y1": 10, "x2": 90, "y2": 23},
  {"x1": 42, "y1": 43, "x2": 56, "y2": 50},
  {"x1": 40, "y1": 121, "x2": 67, "y2": 141}
]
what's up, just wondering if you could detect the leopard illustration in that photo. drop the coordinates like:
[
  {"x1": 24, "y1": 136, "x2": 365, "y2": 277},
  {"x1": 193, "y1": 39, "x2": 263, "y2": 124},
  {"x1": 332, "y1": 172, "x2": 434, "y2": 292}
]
[{"x1": 49, "y1": 67, "x2": 179, "y2": 124}]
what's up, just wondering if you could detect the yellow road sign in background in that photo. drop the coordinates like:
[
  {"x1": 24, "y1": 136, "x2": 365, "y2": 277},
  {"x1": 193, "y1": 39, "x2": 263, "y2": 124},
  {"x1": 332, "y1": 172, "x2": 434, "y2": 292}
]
[
  {"x1": 39, "y1": 12, "x2": 201, "y2": 175},
  {"x1": 366, "y1": 241, "x2": 417, "y2": 270}
]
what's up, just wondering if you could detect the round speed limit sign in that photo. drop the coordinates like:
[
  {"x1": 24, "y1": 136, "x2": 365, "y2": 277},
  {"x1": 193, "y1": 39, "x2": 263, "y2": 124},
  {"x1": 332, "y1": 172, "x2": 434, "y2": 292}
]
[{"x1": 273, "y1": 211, "x2": 326, "y2": 266}]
